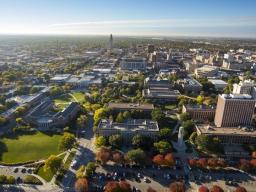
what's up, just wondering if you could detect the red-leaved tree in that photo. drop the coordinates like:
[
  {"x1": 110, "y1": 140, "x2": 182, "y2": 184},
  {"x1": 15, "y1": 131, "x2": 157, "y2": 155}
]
[
  {"x1": 75, "y1": 178, "x2": 89, "y2": 192},
  {"x1": 198, "y1": 185, "x2": 209, "y2": 192},
  {"x1": 210, "y1": 185, "x2": 224, "y2": 192}
]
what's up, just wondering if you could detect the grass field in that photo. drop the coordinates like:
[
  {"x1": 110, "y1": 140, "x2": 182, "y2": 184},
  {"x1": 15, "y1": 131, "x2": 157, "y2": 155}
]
[
  {"x1": 0, "y1": 132, "x2": 62, "y2": 164},
  {"x1": 72, "y1": 92, "x2": 86, "y2": 103},
  {"x1": 54, "y1": 92, "x2": 85, "y2": 110}
]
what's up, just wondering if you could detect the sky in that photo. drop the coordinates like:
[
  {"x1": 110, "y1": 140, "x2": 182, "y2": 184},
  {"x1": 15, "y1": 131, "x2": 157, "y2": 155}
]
[{"x1": 0, "y1": 0, "x2": 256, "y2": 38}]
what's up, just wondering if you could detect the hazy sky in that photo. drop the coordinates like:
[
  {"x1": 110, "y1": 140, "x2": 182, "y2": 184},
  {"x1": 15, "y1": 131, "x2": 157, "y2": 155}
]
[{"x1": 0, "y1": 0, "x2": 256, "y2": 37}]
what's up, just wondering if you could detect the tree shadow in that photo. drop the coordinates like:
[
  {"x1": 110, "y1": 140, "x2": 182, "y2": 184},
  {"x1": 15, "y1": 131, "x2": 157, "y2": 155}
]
[{"x1": 0, "y1": 140, "x2": 8, "y2": 161}]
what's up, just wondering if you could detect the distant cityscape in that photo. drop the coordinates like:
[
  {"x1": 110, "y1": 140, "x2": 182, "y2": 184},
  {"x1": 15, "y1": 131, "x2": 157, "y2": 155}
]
[{"x1": 0, "y1": 33, "x2": 256, "y2": 192}]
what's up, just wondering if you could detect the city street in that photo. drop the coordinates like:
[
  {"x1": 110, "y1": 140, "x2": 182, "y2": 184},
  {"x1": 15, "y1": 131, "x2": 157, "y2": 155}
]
[{"x1": 62, "y1": 113, "x2": 95, "y2": 192}]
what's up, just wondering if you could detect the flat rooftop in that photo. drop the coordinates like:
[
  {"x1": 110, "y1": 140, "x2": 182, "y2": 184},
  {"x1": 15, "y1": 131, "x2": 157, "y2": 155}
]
[
  {"x1": 98, "y1": 119, "x2": 159, "y2": 132},
  {"x1": 196, "y1": 124, "x2": 256, "y2": 137},
  {"x1": 221, "y1": 94, "x2": 253, "y2": 100},
  {"x1": 208, "y1": 79, "x2": 228, "y2": 85},
  {"x1": 108, "y1": 102, "x2": 154, "y2": 110}
]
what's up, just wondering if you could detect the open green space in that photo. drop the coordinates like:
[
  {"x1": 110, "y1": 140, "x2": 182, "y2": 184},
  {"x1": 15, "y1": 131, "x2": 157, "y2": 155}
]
[
  {"x1": 54, "y1": 92, "x2": 85, "y2": 110},
  {"x1": 72, "y1": 92, "x2": 86, "y2": 103},
  {"x1": 164, "y1": 104, "x2": 177, "y2": 110},
  {"x1": 0, "y1": 131, "x2": 62, "y2": 164}
]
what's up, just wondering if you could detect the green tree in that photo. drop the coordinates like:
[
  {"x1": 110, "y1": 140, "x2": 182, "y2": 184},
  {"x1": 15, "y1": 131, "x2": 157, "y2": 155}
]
[
  {"x1": 182, "y1": 120, "x2": 194, "y2": 138},
  {"x1": 179, "y1": 112, "x2": 191, "y2": 121},
  {"x1": 85, "y1": 162, "x2": 96, "y2": 177},
  {"x1": 125, "y1": 149, "x2": 147, "y2": 165},
  {"x1": 76, "y1": 165, "x2": 86, "y2": 178},
  {"x1": 151, "y1": 109, "x2": 165, "y2": 123},
  {"x1": 59, "y1": 132, "x2": 76, "y2": 151},
  {"x1": 109, "y1": 134, "x2": 122, "y2": 149},
  {"x1": 154, "y1": 141, "x2": 172, "y2": 154},
  {"x1": 7, "y1": 176, "x2": 15, "y2": 184},
  {"x1": 132, "y1": 134, "x2": 153, "y2": 150},
  {"x1": 189, "y1": 132, "x2": 197, "y2": 144},
  {"x1": 196, "y1": 95, "x2": 204, "y2": 105},
  {"x1": 95, "y1": 136, "x2": 107, "y2": 148},
  {"x1": 44, "y1": 155, "x2": 62, "y2": 173},
  {"x1": 122, "y1": 111, "x2": 131, "y2": 120},
  {"x1": 0, "y1": 116, "x2": 7, "y2": 126},
  {"x1": 159, "y1": 128, "x2": 172, "y2": 140},
  {"x1": 116, "y1": 112, "x2": 124, "y2": 123},
  {"x1": 77, "y1": 115, "x2": 88, "y2": 129}
]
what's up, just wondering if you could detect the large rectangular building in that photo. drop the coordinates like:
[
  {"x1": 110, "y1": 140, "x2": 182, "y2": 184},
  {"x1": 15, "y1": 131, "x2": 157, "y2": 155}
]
[
  {"x1": 95, "y1": 119, "x2": 159, "y2": 141},
  {"x1": 120, "y1": 57, "x2": 147, "y2": 71},
  {"x1": 214, "y1": 94, "x2": 255, "y2": 127}
]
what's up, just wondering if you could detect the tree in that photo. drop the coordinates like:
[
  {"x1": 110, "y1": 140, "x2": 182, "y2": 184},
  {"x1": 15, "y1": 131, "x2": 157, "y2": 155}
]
[
  {"x1": 122, "y1": 111, "x2": 131, "y2": 120},
  {"x1": 85, "y1": 162, "x2": 96, "y2": 177},
  {"x1": 116, "y1": 112, "x2": 124, "y2": 123},
  {"x1": 196, "y1": 95, "x2": 205, "y2": 105},
  {"x1": 0, "y1": 116, "x2": 7, "y2": 126},
  {"x1": 76, "y1": 165, "x2": 86, "y2": 178},
  {"x1": 195, "y1": 135, "x2": 211, "y2": 151},
  {"x1": 252, "y1": 151, "x2": 256, "y2": 159},
  {"x1": 96, "y1": 147, "x2": 111, "y2": 164},
  {"x1": 109, "y1": 134, "x2": 122, "y2": 149},
  {"x1": 112, "y1": 151, "x2": 124, "y2": 164},
  {"x1": 125, "y1": 149, "x2": 147, "y2": 165},
  {"x1": 210, "y1": 185, "x2": 224, "y2": 192},
  {"x1": 189, "y1": 132, "x2": 197, "y2": 144},
  {"x1": 94, "y1": 107, "x2": 109, "y2": 126},
  {"x1": 0, "y1": 175, "x2": 7, "y2": 183},
  {"x1": 59, "y1": 132, "x2": 76, "y2": 151},
  {"x1": 49, "y1": 86, "x2": 64, "y2": 97},
  {"x1": 180, "y1": 112, "x2": 191, "y2": 121},
  {"x1": 198, "y1": 158, "x2": 207, "y2": 169},
  {"x1": 164, "y1": 153, "x2": 175, "y2": 167},
  {"x1": 152, "y1": 154, "x2": 165, "y2": 166},
  {"x1": 147, "y1": 187, "x2": 157, "y2": 192},
  {"x1": 75, "y1": 178, "x2": 89, "y2": 192},
  {"x1": 132, "y1": 134, "x2": 153, "y2": 150},
  {"x1": 7, "y1": 176, "x2": 15, "y2": 184},
  {"x1": 77, "y1": 115, "x2": 88, "y2": 129},
  {"x1": 95, "y1": 136, "x2": 107, "y2": 148},
  {"x1": 104, "y1": 181, "x2": 131, "y2": 192},
  {"x1": 198, "y1": 186, "x2": 209, "y2": 192},
  {"x1": 169, "y1": 181, "x2": 186, "y2": 192},
  {"x1": 188, "y1": 159, "x2": 197, "y2": 168},
  {"x1": 239, "y1": 159, "x2": 251, "y2": 172},
  {"x1": 160, "y1": 128, "x2": 172, "y2": 140},
  {"x1": 16, "y1": 117, "x2": 23, "y2": 125},
  {"x1": 154, "y1": 141, "x2": 172, "y2": 154},
  {"x1": 44, "y1": 155, "x2": 62, "y2": 173},
  {"x1": 250, "y1": 159, "x2": 256, "y2": 167},
  {"x1": 235, "y1": 187, "x2": 247, "y2": 192},
  {"x1": 182, "y1": 120, "x2": 194, "y2": 138},
  {"x1": 207, "y1": 158, "x2": 217, "y2": 168},
  {"x1": 151, "y1": 109, "x2": 165, "y2": 123}
]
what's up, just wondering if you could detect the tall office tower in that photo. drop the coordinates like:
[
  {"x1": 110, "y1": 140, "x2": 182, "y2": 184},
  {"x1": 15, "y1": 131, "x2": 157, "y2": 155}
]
[
  {"x1": 109, "y1": 34, "x2": 113, "y2": 50},
  {"x1": 214, "y1": 94, "x2": 256, "y2": 127}
]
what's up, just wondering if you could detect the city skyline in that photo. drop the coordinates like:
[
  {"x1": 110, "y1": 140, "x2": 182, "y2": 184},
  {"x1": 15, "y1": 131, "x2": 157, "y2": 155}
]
[{"x1": 0, "y1": 0, "x2": 256, "y2": 38}]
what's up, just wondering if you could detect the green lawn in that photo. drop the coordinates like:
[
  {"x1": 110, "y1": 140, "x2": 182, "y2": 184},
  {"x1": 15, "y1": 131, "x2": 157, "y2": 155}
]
[
  {"x1": 165, "y1": 104, "x2": 177, "y2": 110},
  {"x1": 72, "y1": 92, "x2": 86, "y2": 103},
  {"x1": 54, "y1": 92, "x2": 85, "y2": 110},
  {"x1": 54, "y1": 94, "x2": 75, "y2": 104},
  {"x1": 0, "y1": 132, "x2": 62, "y2": 164}
]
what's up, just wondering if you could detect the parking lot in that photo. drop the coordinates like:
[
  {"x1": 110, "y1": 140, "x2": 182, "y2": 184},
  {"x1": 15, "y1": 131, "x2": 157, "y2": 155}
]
[
  {"x1": 0, "y1": 166, "x2": 35, "y2": 182},
  {"x1": 90, "y1": 164, "x2": 186, "y2": 192}
]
